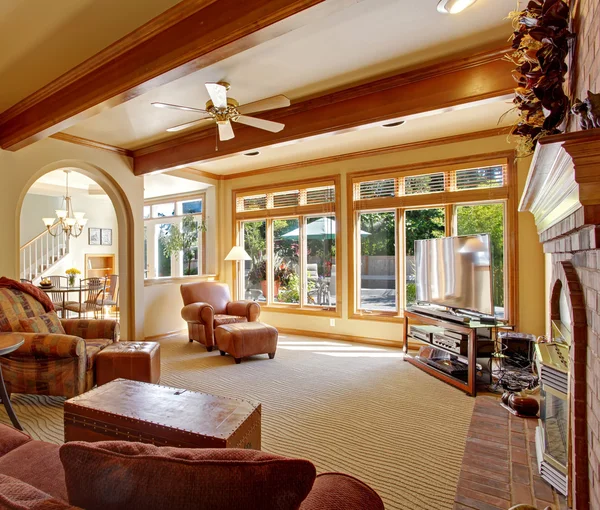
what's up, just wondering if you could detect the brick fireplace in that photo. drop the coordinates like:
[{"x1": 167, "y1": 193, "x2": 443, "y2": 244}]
[{"x1": 520, "y1": 129, "x2": 600, "y2": 508}]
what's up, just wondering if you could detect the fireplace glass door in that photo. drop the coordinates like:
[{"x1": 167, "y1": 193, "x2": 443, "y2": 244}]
[{"x1": 540, "y1": 386, "x2": 568, "y2": 473}]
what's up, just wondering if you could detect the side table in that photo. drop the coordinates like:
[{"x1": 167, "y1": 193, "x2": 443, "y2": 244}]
[{"x1": 0, "y1": 335, "x2": 25, "y2": 430}]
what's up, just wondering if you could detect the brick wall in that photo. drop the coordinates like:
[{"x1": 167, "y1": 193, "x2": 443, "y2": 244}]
[
  {"x1": 569, "y1": 0, "x2": 600, "y2": 128},
  {"x1": 562, "y1": 0, "x2": 600, "y2": 507}
]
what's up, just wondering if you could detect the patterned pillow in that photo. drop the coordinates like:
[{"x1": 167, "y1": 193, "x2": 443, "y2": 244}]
[{"x1": 19, "y1": 312, "x2": 65, "y2": 334}]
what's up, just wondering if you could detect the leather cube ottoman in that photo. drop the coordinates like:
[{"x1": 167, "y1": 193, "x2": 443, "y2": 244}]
[
  {"x1": 215, "y1": 322, "x2": 278, "y2": 364},
  {"x1": 95, "y1": 342, "x2": 160, "y2": 386}
]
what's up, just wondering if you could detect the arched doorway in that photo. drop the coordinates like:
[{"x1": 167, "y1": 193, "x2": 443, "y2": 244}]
[{"x1": 16, "y1": 161, "x2": 136, "y2": 339}]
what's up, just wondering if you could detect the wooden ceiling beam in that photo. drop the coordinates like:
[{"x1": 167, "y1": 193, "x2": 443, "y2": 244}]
[
  {"x1": 133, "y1": 47, "x2": 515, "y2": 175},
  {"x1": 0, "y1": 0, "x2": 334, "y2": 151}
]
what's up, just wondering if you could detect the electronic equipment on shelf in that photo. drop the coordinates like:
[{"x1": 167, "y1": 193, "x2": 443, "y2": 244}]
[
  {"x1": 425, "y1": 357, "x2": 469, "y2": 376},
  {"x1": 432, "y1": 333, "x2": 468, "y2": 356},
  {"x1": 443, "y1": 330, "x2": 468, "y2": 342},
  {"x1": 409, "y1": 325, "x2": 444, "y2": 343}
]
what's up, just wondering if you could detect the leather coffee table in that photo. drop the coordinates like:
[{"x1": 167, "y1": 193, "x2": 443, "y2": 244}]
[{"x1": 64, "y1": 379, "x2": 261, "y2": 449}]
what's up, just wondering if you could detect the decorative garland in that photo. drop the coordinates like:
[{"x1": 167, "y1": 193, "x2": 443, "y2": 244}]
[{"x1": 506, "y1": 0, "x2": 574, "y2": 156}]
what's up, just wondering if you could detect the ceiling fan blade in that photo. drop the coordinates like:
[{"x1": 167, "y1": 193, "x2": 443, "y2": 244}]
[
  {"x1": 237, "y1": 95, "x2": 291, "y2": 115},
  {"x1": 152, "y1": 102, "x2": 207, "y2": 114},
  {"x1": 205, "y1": 83, "x2": 228, "y2": 109},
  {"x1": 234, "y1": 115, "x2": 285, "y2": 133},
  {"x1": 166, "y1": 118, "x2": 212, "y2": 132},
  {"x1": 218, "y1": 121, "x2": 235, "y2": 141}
]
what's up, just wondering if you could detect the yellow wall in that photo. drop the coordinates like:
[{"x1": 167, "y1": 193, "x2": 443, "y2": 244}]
[
  {"x1": 0, "y1": 138, "x2": 145, "y2": 339},
  {"x1": 219, "y1": 134, "x2": 547, "y2": 341}
]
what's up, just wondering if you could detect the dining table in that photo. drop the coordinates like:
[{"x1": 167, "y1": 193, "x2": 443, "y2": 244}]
[{"x1": 37, "y1": 285, "x2": 98, "y2": 318}]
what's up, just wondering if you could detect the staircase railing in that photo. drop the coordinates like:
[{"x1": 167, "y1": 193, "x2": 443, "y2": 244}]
[{"x1": 20, "y1": 223, "x2": 70, "y2": 281}]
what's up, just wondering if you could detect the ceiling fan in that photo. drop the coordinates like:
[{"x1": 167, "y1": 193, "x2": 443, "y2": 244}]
[{"x1": 152, "y1": 82, "x2": 290, "y2": 142}]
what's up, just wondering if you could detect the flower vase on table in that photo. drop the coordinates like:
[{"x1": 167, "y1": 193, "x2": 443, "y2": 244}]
[{"x1": 65, "y1": 268, "x2": 81, "y2": 288}]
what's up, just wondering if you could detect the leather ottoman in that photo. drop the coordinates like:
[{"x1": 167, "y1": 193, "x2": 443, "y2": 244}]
[
  {"x1": 95, "y1": 341, "x2": 160, "y2": 386},
  {"x1": 215, "y1": 322, "x2": 278, "y2": 364}
]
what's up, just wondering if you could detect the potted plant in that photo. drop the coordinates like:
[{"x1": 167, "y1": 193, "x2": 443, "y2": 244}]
[
  {"x1": 247, "y1": 258, "x2": 295, "y2": 298},
  {"x1": 65, "y1": 268, "x2": 81, "y2": 287}
]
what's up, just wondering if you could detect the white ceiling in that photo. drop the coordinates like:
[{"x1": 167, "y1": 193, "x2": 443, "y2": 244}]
[
  {"x1": 187, "y1": 98, "x2": 517, "y2": 176},
  {"x1": 0, "y1": 0, "x2": 181, "y2": 113},
  {"x1": 63, "y1": 0, "x2": 516, "y2": 150},
  {"x1": 143, "y1": 174, "x2": 212, "y2": 200},
  {"x1": 28, "y1": 169, "x2": 109, "y2": 198}
]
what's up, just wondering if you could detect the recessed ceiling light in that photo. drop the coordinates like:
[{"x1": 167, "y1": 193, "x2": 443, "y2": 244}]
[
  {"x1": 382, "y1": 120, "x2": 405, "y2": 128},
  {"x1": 244, "y1": 151, "x2": 260, "y2": 156},
  {"x1": 437, "y1": 0, "x2": 477, "y2": 14}
]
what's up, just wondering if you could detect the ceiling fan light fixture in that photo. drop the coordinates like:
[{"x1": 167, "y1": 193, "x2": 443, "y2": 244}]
[
  {"x1": 437, "y1": 0, "x2": 477, "y2": 14},
  {"x1": 382, "y1": 120, "x2": 405, "y2": 128}
]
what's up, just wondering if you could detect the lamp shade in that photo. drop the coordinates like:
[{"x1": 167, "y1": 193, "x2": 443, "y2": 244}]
[{"x1": 225, "y1": 246, "x2": 251, "y2": 261}]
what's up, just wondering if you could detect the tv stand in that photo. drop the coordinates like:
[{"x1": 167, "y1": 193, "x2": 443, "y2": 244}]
[
  {"x1": 408, "y1": 305, "x2": 470, "y2": 324},
  {"x1": 403, "y1": 309, "x2": 498, "y2": 396}
]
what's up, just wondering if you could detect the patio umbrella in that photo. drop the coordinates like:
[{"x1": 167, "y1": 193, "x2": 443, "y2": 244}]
[{"x1": 282, "y1": 217, "x2": 370, "y2": 238}]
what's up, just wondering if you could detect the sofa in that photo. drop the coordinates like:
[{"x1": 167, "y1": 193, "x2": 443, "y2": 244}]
[
  {"x1": 180, "y1": 282, "x2": 260, "y2": 351},
  {"x1": 0, "y1": 424, "x2": 384, "y2": 510},
  {"x1": 0, "y1": 286, "x2": 119, "y2": 398}
]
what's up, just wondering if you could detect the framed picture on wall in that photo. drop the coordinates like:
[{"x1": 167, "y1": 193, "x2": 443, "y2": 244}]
[
  {"x1": 101, "y1": 229, "x2": 112, "y2": 246},
  {"x1": 89, "y1": 228, "x2": 101, "y2": 245}
]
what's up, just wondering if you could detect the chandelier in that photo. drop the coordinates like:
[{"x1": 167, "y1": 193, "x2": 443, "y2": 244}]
[{"x1": 42, "y1": 170, "x2": 87, "y2": 238}]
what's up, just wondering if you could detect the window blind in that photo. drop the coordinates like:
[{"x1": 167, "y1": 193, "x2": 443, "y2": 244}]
[
  {"x1": 358, "y1": 179, "x2": 397, "y2": 200},
  {"x1": 404, "y1": 173, "x2": 445, "y2": 195},
  {"x1": 455, "y1": 166, "x2": 504, "y2": 190},
  {"x1": 306, "y1": 185, "x2": 335, "y2": 205}
]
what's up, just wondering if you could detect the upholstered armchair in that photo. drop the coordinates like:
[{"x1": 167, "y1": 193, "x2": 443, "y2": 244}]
[
  {"x1": 180, "y1": 282, "x2": 260, "y2": 351},
  {"x1": 0, "y1": 287, "x2": 119, "y2": 398}
]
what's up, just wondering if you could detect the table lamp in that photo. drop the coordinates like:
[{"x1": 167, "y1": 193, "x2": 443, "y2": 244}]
[{"x1": 225, "y1": 246, "x2": 251, "y2": 299}]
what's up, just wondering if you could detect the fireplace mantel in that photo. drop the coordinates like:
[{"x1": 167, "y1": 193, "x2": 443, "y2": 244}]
[
  {"x1": 520, "y1": 128, "x2": 600, "y2": 236},
  {"x1": 519, "y1": 128, "x2": 600, "y2": 509}
]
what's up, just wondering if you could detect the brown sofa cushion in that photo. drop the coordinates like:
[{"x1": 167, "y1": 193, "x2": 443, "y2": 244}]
[
  {"x1": 214, "y1": 314, "x2": 247, "y2": 327},
  {"x1": 299, "y1": 473, "x2": 384, "y2": 510},
  {"x1": 60, "y1": 441, "x2": 316, "y2": 510},
  {"x1": 0, "y1": 441, "x2": 68, "y2": 503},
  {"x1": 0, "y1": 474, "x2": 76, "y2": 510},
  {"x1": 19, "y1": 313, "x2": 65, "y2": 335},
  {"x1": 0, "y1": 425, "x2": 32, "y2": 458}
]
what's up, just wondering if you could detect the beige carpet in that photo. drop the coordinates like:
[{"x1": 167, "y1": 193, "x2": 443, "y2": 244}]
[{"x1": 0, "y1": 334, "x2": 475, "y2": 509}]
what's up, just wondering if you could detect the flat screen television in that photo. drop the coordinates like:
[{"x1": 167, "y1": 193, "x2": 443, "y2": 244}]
[{"x1": 414, "y1": 234, "x2": 493, "y2": 316}]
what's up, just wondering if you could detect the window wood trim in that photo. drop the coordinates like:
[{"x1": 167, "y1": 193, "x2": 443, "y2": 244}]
[
  {"x1": 232, "y1": 175, "x2": 342, "y2": 315},
  {"x1": 144, "y1": 191, "x2": 206, "y2": 208},
  {"x1": 347, "y1": 152, "x2": 518, "y2": 326}
]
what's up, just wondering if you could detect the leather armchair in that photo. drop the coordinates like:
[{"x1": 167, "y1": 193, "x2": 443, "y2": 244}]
[{"x1": 180, "y1": 282, "x2": 260, "y2": 351}]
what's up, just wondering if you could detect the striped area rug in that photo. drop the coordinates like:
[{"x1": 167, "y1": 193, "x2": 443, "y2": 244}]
[{"x1": 0, "y1": 334, "x2": 475, "y2": 509}]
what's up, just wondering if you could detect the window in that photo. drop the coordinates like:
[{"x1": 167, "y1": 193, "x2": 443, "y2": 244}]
[
  {"x1": 359, "y1": 211, "x2": 396, "y2": 312},
  {"x1": 405, "y1": 208, "x2": 446, "y2": 307},
  {"x1": 235, "y1": 178, "x2": 338, "y2": 313},
  {"x1": 455, "y1": 203, "x2": 505, "y2": 317},
  {"x1": 144, "y1": 195, "x2": 205, "y2": 279},
  {"x1": 349, "y1": 157, "x2": 515, "y2": 321},
  {"x1": 242, "y1": 221, "x2": 266, "y2": 301},
  {"x1": 304, "y1": 216, "x2": 336, "y2": 307}
]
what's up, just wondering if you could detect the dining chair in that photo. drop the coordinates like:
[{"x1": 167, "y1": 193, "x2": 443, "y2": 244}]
[
  {"x1": 47, "y1": 275, "x2": 69, "y2": 318},
  {"x1": 306, "y1": 263, "x2": 319, "y2": 304},
  {"x1": 98, "y1": 274, "x2": 119, "y2": 319},
  {"x1": 63, "y1": 277, "x2": 106, "y2": 319}
]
